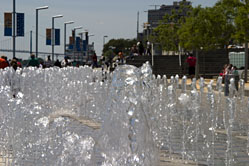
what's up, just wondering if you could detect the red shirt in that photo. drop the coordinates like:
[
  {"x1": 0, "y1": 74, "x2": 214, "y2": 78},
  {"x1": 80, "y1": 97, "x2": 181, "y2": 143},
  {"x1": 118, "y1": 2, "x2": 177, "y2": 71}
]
[
  {"x1": 186, "y1": 56, "x2": 196, "y2": 67},
  {"x1": 92, "y1": 54, "x2": 97, "y2": 62},
  {"x1": 0, "y1": 58, "x2": 9, "y2": 69}
]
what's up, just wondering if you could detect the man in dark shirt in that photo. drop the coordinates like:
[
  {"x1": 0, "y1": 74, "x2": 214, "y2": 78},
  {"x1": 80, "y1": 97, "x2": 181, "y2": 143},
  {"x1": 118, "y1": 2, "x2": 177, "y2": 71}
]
[{"x1": 27, "y1": 54, "x2": 39, "y2": 67}]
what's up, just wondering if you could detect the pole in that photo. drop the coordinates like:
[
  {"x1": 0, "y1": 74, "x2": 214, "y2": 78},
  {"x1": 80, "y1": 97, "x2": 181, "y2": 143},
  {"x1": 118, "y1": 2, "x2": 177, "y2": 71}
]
[
  {"x1": 64, "y1": 23, "x2": 66, "y2": 55},
  {"x1": 195, "y1": 49, "x2": 199, "y2": 79},
  {"x1": 35, "y1": 9, "x2": 38, "y2": 57},
  {"x1": 245, "y1": 42, "x2": 248, "y2": 82},
  {"x1": 137, "y1": 11, "x2": 139, "y2": 40},
  {"x1": 147, "y1": 26, "x2": 149, "y2": 41},
  {"x1": 73, "y1": 29, "x2": 76, "y2": 62},
  {"x1": 52, "y1": 18, "x2": 54, "y2": 61},
  {"x1": 152, "y1": 43, "x2": 154, "y2": 67},
  {"x1": 30, "y1": 30, "x2": 32, "y2": 54},
  {"x1": 13, "y1": 0, "x2": 16, "y2": 58},
  {"x1": 103, "y1": 36, "x2": 105, "y2": 47},
  {"x1": 63, "y1": 21, "x2": 74, "y2": 56},
  {"x1": 86, "y1": 32, "x2": 89, "y2": 64}
]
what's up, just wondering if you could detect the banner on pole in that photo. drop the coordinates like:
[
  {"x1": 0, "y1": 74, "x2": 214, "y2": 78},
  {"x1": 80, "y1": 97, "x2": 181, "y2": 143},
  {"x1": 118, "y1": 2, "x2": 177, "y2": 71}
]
[
  {"x1": 83, "y1": 40, "x2": 87, "y2": 52},
  {"x1": 4, "y1": 13, "x2": 12, "y2": 36},
  {"x1": 17, "y1": 13, "x2": 24, "y2": 37},
  {"x1": 76, "y1": 37, "x2": 81, "y2": 51},
  {"x1": 46, "y1": 28, "x2": 51, "y2": 45},
  {"x1": 69, "y1": 36, "x2": 74, "y2": 50},
  {"x1": 55, "y1": 29, "x2": 60, "y2": 46}
]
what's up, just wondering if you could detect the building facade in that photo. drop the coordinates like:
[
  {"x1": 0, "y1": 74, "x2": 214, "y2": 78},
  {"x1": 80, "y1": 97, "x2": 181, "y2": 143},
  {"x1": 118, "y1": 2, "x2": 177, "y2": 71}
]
[
  {"x1": 65, "y1": 31, "x2": 95, "y2": 65},
  {"x1": 139, "y1": 0, "x2": 191, "y2": 55},
  {"x1": 148, "y1": 0, "x2": 191, "y2": 29}
]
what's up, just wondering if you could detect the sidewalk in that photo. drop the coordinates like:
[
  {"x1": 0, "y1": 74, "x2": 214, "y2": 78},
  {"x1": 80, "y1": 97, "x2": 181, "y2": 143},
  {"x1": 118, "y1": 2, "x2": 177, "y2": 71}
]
[{"x1": 183, "y1": 78, "x2": 249, "y2": 96}]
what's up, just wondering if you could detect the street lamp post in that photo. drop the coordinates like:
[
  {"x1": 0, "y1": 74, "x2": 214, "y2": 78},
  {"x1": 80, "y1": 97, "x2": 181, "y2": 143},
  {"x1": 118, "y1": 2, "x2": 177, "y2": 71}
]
[
  {"x1": 52, "y1": 15, "x2": 63, "y2": 62},
  {"x1": 103, "y1": 35, "x2": 108, "y2": 50},
  {"x1": 146, "y1": 24, "x2": 151, "y2": 41},
  {"x1": 87, "y1": 34, "x2": 94, "y2": 61},
  {"x1": 64, "y1": 21, "x2": 74, "y2": 56},
  {"x1": 36, "y1": 6, "x2": 49, "y2": 58},
  {"x1": 72, "y1": 26, "x2": 83, "y2": 63},
  {"x1": 13, "y1": 0, "x2": 16, "y2": 58},
  {"x1": 79, "y1": 31, "x2": 90, "y2": 64}
]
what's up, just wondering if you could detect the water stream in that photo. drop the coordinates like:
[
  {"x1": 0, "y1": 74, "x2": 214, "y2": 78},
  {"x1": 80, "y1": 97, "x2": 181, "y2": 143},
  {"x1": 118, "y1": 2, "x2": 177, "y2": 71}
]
[{"x1": 0, "y1": 63, "x2": 248, "y2": 165}]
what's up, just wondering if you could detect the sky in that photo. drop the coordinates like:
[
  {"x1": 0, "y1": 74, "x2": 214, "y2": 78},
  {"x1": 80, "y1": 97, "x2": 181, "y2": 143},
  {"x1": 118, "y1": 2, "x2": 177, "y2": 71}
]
[{"x1": 0, "y1": 0, "x2": 218, "y2": 60}]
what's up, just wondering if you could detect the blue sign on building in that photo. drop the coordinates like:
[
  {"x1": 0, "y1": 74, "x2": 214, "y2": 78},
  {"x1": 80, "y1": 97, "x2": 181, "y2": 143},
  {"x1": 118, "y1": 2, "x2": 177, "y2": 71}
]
[{"x1": 17, "y1": 13, "x2": 24, "y2": 37}]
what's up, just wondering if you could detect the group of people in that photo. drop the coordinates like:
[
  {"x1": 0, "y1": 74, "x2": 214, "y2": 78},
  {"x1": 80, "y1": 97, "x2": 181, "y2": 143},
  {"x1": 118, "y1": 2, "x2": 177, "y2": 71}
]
[
  {"x1": 0, "y1": 56, "x2": 22, "y2": 71},
  {"x1": 0, "y1": 54, "x2": 75, "y2": 71},
  {"x1": 25, "y1": 55, "x2": 73, "y2": 68},
  {"x1": 100, "y1": 51, "x2": 124, "y2": 72},
  {"x1": 34, "y1": 55, "x2": 73, "y2": 68},
  {"x1": 130, "y1": 40, "x2": 152, "y2": 58},
  {"x1": 220, "y1": 64, "x2": 239, "y2": 96}
]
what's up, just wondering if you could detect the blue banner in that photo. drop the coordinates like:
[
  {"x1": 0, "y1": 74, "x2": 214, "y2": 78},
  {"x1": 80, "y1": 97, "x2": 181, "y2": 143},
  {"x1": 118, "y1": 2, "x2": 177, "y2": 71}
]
[
  {"x1": 46, "y1": 28, "x2": 51, "y2": 45},
  {"x1": 68, "y1": 36, "x2": 73, "y2": 50},
  {"x1": 4, "y1": 13, "x2": 12, "y2": 36},
  {"x1": 76, "y1": 37, "x2": 81, "y2": 51},
  {"x1": 17, "y1": 13, "x2": 24, "y2": 37},
  {"x1": 55, "y1": 29, "x2": 60, "y2": 46},
  {"x1": 68, "y1": 45, "x2": 73, "y2": 50}
]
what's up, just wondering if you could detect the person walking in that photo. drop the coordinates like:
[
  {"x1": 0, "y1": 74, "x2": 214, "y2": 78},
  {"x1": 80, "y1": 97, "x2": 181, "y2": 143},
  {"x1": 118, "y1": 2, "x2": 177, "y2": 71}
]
[
  {"x1": 146, "y1": 40, "x2": 152, "y2": 56},
  {"x1": 224, "y1": 64, "x2": 233, "y2": 96},
  {"x1": 232, "y1": 66, "x2": 239, "y2": 91},
  {"x1": 186, "y1": 53, "x2": 196, "y2": 79},
  {"x1": 138, "y1": 41, "x2": 144, "y2": 56},
  {"x1": 92, "y1": 52, "x2": 98, "y2": 68}
]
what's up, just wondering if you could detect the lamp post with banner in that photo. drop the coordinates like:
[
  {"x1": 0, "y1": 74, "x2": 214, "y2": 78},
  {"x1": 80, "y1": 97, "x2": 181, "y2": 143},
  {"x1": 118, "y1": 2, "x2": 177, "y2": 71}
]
[
  {"x1": 35, "y1": 6, "x2": 49, "y2": 58},
  {"x1": 52, "y1": 15, "x2": 63, "y2": 62}
]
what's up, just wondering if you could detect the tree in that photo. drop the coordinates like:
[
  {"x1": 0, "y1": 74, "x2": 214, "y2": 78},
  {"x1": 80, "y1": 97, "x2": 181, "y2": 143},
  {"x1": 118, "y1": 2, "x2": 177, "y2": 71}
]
[
  {"x1": 102, "y1": 38, "x2": 137, "y2": 56},
  {"x1": 178, "y1": 6, "x2": 232, "y2": 51},
  {"x1": 177, "y1": 5, "x2": 235, "y2": 77},
  {"x1": 151, "y1": 2, "x2": 192, "y2": 53},
  {"x1": 215, "y1": 0, "x2": 242, "y2": 46},
  {"x1": 233, "y1": 0, "x2": 249, "y2": 82},
  {"x1": 234, "y1": 1, "x2": 249, "y2": 42},
  {"x1": 152, "y1": 14, "x2": 180, "y2": 53}
]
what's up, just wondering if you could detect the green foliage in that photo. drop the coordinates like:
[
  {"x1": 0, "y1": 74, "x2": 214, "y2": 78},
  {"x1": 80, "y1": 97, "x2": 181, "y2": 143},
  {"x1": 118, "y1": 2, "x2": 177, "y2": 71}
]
[
  {"x1": 103, "y1": 49, "x2": 115, "y2": 61},
  {"x1": 103, "y1": 38, "x2": 137, "y2": 56},
  {"x1": 151, "y1": 2, "x2": 192, "y2": 52},
  {"x1": 234, "y1": 1, "x2": 249, "y2": 42},
  {"x1": 178, "y1": 6, "x2": 206, "y2": 51},
  {"x1": 153, "y1": 14, "x2": 180, "y2": 52},
  {"x1": 178, "y1": 5, "x2": 234, "y2": 51},
  {"x1": 153, "y1": 0, "x2": 249, "y2": 52}
]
